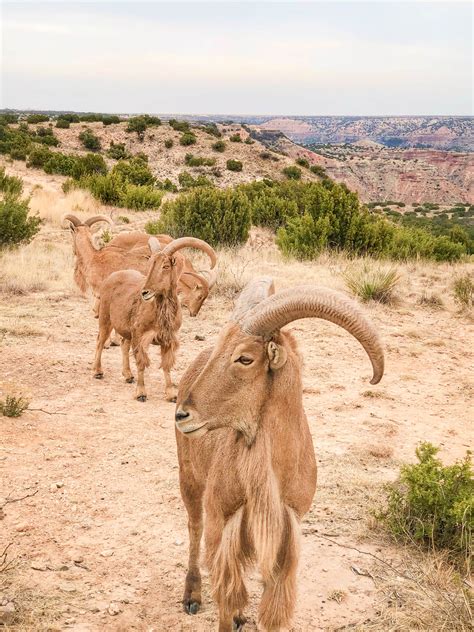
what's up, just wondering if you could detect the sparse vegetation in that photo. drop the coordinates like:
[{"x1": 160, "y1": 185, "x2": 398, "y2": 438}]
[
  {"x1": 282, "y1": 165, "x2": 302, "y2": 180},
  {"x1": 106, "y1": 141, "x2": 130, "y2": 160},
  {"x1": 226, "y1": 159, "x2": 243, "y2": 172},
  {"x1": 184, "y1": 153, "x2": 216, "y2": 167},
  {"x1": 296, "y1": 157, "x2": 310, "y2": 168},
  {"x1": 178, "y1": 171, "x2": 213, "y2": 190},
  {"x1": 79, "y1": 128, "x2": 101, "y2": 152},
  {"x1": 26, "y1": 114, "x2": 49, "y2": 124},
  {"x1": 164, "y1": 138, "x2": 173, "y2": 149},
  {"x1": 126, "y1": 115, "x2": 161, "y2": 140},
  {"x1": 376, "y1": 443, "x2": 473, "y2": 566},
  {"x1": 212, "y1": 140, "x2": 226, "y2": 152},
  {"x1": 169, "y1": 119, "x2": 190, "y2": 132},
  {"x1": 452, "y1": 274, "x2": 473, "y2": 310},
  {"x1": 0, "y1": 394, "x2": 30, "y2": 417},
  {"x1": 229, "y1": 133, "x2": 242, "y2": 142},
  {"x1": 55, "y1": 118, "x2": 70, "y2": 129},
  {"x1": 179, "y1": 131, "x2": 197, "y2": 146},
  {"x1": 0, "y1": 169, "x2": 41, "y2": 248}
]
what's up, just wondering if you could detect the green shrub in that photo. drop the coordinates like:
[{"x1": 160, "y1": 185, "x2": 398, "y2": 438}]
[
  {"x1": 106, "y1": 142, "x2": 130, "y2": 160},
  {"x1": 158, "y1": 187, "x2": 251, "y2": 247},
  {"x1": 164, "y1": 139, "x2": 173, "y2": 149},
  {"x1": 26, "y1": 145, "x2": 51, "y2": 169},
  {"x1": 26, "y1": 114, "x2": 49, "y2": 124},
  {"x1": 169, "y1": 119, "x2": 190, "y2": 132},
  {"x1": 343, "y1": 265, "x2": 400, "y2": 303},
  {"x1": 282, "y1": 165, "x2": 302, "y2": 180},
  {"x1": 226, "y1": 159, "x2": 243, "y2": 172},
  {"x1": 156, "y1": 177, "x2": 177, "y2": 192},
  {"x1": 178, "y1": 171, "x2": 213, "y2": 190},
  {"x1": 0, "y1": 167, "x2": 23, "y2": 196},
  {"x1": 79, "y1": 129, "x2": 101, "y2": 152},
  {"x1": 184, "y1": 153, "x2": 216, "y2": 167},
  {"x1": 118, "y1": 215, "x2": 130, "y2": 224},
  {"x1": 0, "y1": 195, "x2": 41, "y2": 248},
  {"x1": 127, "y1": 116, "x2": 147, "y2": 139},
  {"x1": 56, "y1": 118, "x2": 70, "y2": 129},
  {"x1": 0, "y1": 113, "x2": 19, "y2": 124},
  {"x1": 58, "y1": 113, "x2": 80, "y2": 123},
  {"x1": 452, "y1": 274, "x2": 473, "y2": 310},
  {"x1": 180, "y1": 132, "x2": 197, "y2": 146},
  {"x1": 296, "y1": 157, "x2": 309, "y2": 168},
  {"x1": 112, "y1": 156, "x2": 154, "y2": 185},
  {"x1": 198, "y1": 123, "x2": 221, "y2": 138},
  {"x1": 229, "y1": 133, "x2": 242, "y2": 143},
  {"x1": 120, "y1": 184, "x2": 164, "y2": 210},
  {"x1": 212, "y1": 140, "x2": 226, "y2": 153},
  {"x1": 244, "y1": 137, "x2": 255, "y2": 145},
  {"x1": 309, "y1": 164, "x2": 327, "y2": 178},
  {"x1": 102, "y1": 115, "x2": 121, "y2": 126},
  {"x1": 376, "y1": 443, "x2": 473, "y2": 563},
  {"x1": 0, "y1": 394, "x2": 30, "y2": 417},
  {"x1": 277, "y1": 213, "x2": 330, "y2": 260},
  {"x1": 34, "y1": 127, "x2": 60, "y2": 147}
]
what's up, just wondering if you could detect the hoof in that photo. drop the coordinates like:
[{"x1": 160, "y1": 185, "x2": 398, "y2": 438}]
[
  {"x1": 136, "y1": 395, "x2": 147, "y2": 402},
  {"x1": 125, "y1": 376, "x2": 135, "y2": 383},
  {"x1": 233, "y1": 615, "x2": 247, "y2": 631},
  {"x1": 184, "y1": 600, "x2": 200, "y2": 615},
  {"x1": 94, "y1": 372, "x2": 104, "y2": 380}
]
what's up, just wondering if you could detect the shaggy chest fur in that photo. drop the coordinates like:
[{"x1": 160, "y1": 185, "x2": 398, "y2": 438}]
[{"x1": 130, "y1": 293, "x2": 181, "y2": 348}]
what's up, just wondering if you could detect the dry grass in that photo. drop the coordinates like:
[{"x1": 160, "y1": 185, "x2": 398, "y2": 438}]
[
  {"x1": 360, "y1": 552, "x2": 473, "y2": 631},
  {"x1": 343, "y1": 264, "x2": 401, "y2": 304},
  {"x1": 417, "y1": 291, "x2": 444, "y2": 309},
  {"x1": 29, "y1": 187, "x2": 101, "y2": 226},
  {"x1": 453, "y1": 273, "x2": 474, "y2": 311},
  {"x1": 0, "y1": 240, "x2": 75, "y2": 297}
]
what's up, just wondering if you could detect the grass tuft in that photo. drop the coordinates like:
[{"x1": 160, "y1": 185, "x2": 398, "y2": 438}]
[
  {"x1": 453, "y1": 274, "x2": 473, "y2": 310},
  {"x1": 343, "y1": 265, "x2": 401, "y2": 304},
  {"x1": 0, "y1": 394, "x2": 30, "y2": 417}
]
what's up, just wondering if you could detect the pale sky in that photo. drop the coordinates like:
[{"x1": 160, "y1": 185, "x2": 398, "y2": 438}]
[{"x1": 1, "y1": 1, "x2": 472, "y2": 115}]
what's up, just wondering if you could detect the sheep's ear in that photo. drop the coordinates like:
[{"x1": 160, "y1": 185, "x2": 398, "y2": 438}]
[
  {"x1": 267, "y1": 341, "x2": 287, "y2": 370},
  {"x1": 148, "y1": 237, "x2": 161, "y2": 253}
]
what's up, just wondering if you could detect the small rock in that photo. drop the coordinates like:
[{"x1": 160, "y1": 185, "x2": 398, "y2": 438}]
[
  {"x1": 100, "y1": 549, "x2": 114, "y2": 558},
  {"x1": 107, "y1": 602, "x2": 123, "y2": 616},
  {"x1": 30, "y1": 561, "x2": 48, "y2": 571},
  {"x1": 194, "y1": 334, "x2": 205, "y2": 341},
  {"x1": 15, "y1": 523, "x2": 32, "y2": 532},
  {"x1": 0, "y1": 602, "x2": 15, "y2": 625},
  {"x1": 59, "y1": 583, "x2": 76, "y2": 593},
  {"x1": 174, "y1": 538, "x2": 184, "y2": 546},
  {"x1": 70, "y1": 552, "x2": 84, "y2": 564}
]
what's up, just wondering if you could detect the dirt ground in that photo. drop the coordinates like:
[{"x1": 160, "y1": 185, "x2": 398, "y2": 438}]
[{"x1": 0, "y1": 172, "x2": 473, "y2": 630}]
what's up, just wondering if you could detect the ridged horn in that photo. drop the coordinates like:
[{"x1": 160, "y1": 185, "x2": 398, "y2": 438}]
[
  {"x1": 148, "y1": 237, "x2": 162, "y2": 253},
  {"x1": 61, "y1": 213, "x2": 82, "y2": 228},
  {"x1": 242, "y1": 286, "x2": 384, "y2": 385},
  {"x1": 232, "y1": 277, "x2": 275, "y2": 322},
  {"x1": 181, "y1": 271, "x2": 209, "y2": 292},
  {"x1": 84, "y1": 215, "x2": 114, "y2": 228},
  {"x1": 197, "y1": 266, "x2": 218, "y2": 289},
  {"x1": 162, "y1": 237, "x2": 217, "y2": 269}
]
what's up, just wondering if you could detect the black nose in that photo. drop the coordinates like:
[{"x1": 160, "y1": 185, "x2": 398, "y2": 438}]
[{"x1": 175, "y1": 409, "x2": 190, "y2": 422}]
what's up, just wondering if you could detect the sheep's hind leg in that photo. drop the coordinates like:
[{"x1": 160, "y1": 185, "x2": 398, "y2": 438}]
[
  {"x1": 121, "y1": 338, "x2": 134, "y2": 383},
  {"x1": 93, "y1": 321, "x2": 112, "y2": 379},
  {"x1": 132, "y1": 336, "x2": 151, "y2": 402}
]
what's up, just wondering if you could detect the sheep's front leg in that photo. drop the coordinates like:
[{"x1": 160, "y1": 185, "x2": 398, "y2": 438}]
[
  {"x1": 132, "y1": 335, "x2": 151, "y2": 402},
  {"x1": 161, "y1": 343, "x2": 178, "y2": 402},
  {"x1": 121, "y1": 338, "x2": 134, "y2": 383}
]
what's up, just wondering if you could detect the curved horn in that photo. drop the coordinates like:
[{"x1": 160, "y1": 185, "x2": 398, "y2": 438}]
[
  {"x1": 181, "y1": 271, "x2": 209, "y2": 292},
  {"x1": 148, "y1": 237, "x2": 162, "y2": 253},
  {"x1": 242, "y1": 286, "x2": 384, "y2": 385},
  {"x1": 162, "y1": 237, "x2": 217, "y2": 269},
  {"x1": 61, "y1": 213, "x2": 82, "y2": 228},
  {"x1": 198, "y1": 266, "x2": 218, "y2": 289},
  {"x1": 84, "y1": 215, "x2": 114, "y2": 228},
  {"x1": 232, "y1": 276, "x2": 274, "y2": 322}
]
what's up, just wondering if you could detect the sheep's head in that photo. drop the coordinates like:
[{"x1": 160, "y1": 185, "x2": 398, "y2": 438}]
[
  {"x1": 62, "y1": 214, "x2": 113, "y2": 252},
  {"x1": 175, "y1": 279, "x2": 385, "y2": 444},
  {"x1": 179, "y1": 269, "x2": 218, "y2": 317},
  {"x1": 141, "y1": 237, "x2": 216, "y2": 303}
]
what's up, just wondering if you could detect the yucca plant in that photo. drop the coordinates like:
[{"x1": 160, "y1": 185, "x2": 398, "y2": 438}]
[{"x1": 343, "y1": 265, "x2": 400, "y2": 303}]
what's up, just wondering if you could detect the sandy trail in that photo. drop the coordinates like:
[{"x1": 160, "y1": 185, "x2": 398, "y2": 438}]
[{"x1": 1, "y1": 243, "x2": 473, "y2": 631}]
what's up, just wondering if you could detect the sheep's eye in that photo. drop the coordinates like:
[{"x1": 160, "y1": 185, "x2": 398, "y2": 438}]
[
  {"x1": 171, "y1": 257, "x2": 176, "y2": 266},
  {"x1": 236, "y1": 356, "x2": 253, "y2": 366}
]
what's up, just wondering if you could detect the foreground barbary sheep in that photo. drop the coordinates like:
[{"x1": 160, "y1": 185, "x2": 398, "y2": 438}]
[
  {"x1": 93, "y1": 236, "x2": 216, "y2": 402},
  {"x1": 107, "y1": 231, "x2": 218, "y2": 317},
  {"x1": 174, "y1": 278, "x2": 384, "y2": 631}
]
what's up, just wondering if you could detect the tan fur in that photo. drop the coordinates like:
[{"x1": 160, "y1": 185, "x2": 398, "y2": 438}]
[
  {"x1": 175, "y1": 322, "x2": 317, "y2": 631},
  {"x1": 92, "y1": 249, "x2": 184, "y2": 402},
  {"x1": 108, "y1": 232, "x2": 213, "y2": 316}
]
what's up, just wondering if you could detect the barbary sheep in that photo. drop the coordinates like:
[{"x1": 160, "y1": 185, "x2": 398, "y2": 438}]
[
  {"x1": 174, "y1": 278, "x2": 384, "y2": 631},
  {"x1": 93, "y1": 236, "x2": 215, "y2": 402}
]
